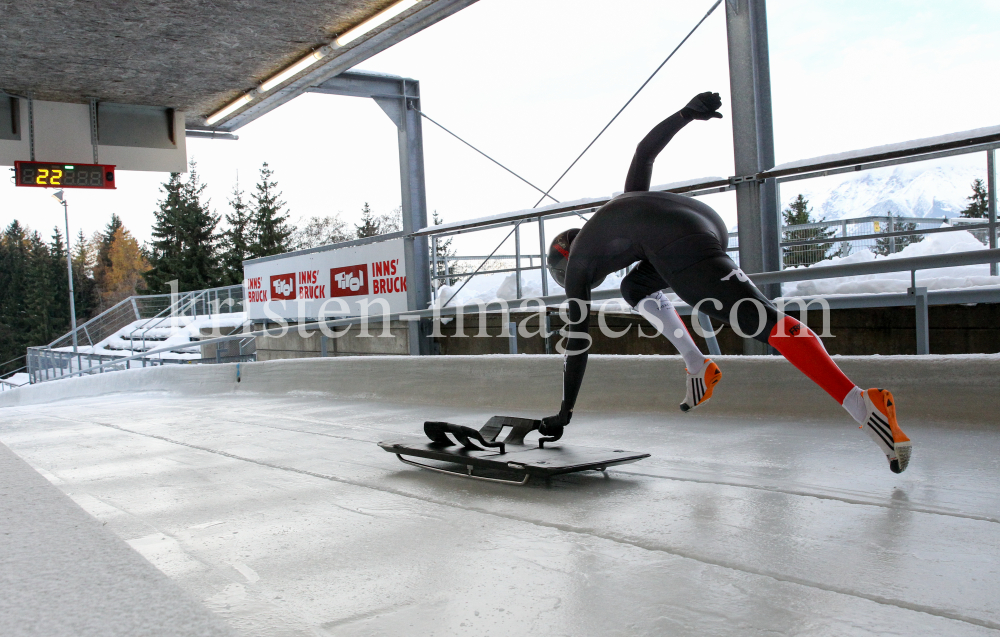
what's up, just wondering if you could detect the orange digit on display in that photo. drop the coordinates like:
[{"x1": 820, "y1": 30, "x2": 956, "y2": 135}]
[
  {"x1": 36, "y1": 168, "x2": 48, "y2": 185},
  {"x1": 51, "y1": 169, "x2": 62, "y2": 185}
]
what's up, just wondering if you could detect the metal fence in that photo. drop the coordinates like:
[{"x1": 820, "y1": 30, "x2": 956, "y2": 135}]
[
  {"x1": 27, "y1": 284, "x2": 249, "y2": 384},
  {"x1": 727, "y1": 215, "x2": 998, "y2": 268},
  {"x1": 47, "y1": 284, "x2": 246, "y2": 351},
  {"x1": 423, "y1": 135, "x2": 998, "y2": 300}
]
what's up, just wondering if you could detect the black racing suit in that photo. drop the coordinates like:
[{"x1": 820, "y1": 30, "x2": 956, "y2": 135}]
[{"x1": 543, "y1": 93, "x2": 779, "y2": 432}]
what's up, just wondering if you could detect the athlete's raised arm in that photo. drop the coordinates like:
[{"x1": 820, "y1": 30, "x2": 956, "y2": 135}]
[{"x1": 623, "y1": 92, "x2": 723, "y2": 193}]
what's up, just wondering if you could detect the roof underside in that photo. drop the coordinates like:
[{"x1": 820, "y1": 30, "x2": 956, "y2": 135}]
[{"x1": 0, "y1": 0, "x2": 442, "y2": 126}]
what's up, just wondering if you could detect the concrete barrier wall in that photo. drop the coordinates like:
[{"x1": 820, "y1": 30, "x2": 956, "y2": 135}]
[{"x1": 3, "y1": 354, "x2": 997, "y2": 426}]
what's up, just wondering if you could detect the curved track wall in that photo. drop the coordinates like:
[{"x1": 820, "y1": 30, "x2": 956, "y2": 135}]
[{"x1": 3, "y1": 354, "x2": 996, "y2": 426}]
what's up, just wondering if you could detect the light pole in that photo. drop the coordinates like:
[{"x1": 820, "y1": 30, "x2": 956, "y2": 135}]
[{"x1": 51, "y1": 190, "x2": 78, "y2": 354}]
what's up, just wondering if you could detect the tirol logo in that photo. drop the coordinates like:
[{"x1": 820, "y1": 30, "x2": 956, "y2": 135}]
[
  {"x1": 270, "y1": 273, "x2": 296, "y2": 300},
  {"x1": 330, "y1": 264, "x2": 369, "y2": 297}
]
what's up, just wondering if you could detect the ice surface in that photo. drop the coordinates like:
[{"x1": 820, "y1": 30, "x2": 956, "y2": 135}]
[
  {"x1": 1, "y1": 367, "x2": 998, "y2": 636},
  {"x1": 0, "y1": 440, "x2": 236, "y2": 637}
]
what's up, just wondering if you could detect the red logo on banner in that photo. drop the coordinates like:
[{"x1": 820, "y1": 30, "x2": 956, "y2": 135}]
[
  {"x1": 330, "y1": 264, "x2": 369, "y2": 297},
  {"x1": 270, "y1": 273, "x2": 297, "y2": 300}
]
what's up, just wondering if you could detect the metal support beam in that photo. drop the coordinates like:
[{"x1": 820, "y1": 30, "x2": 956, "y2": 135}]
[
  {"x1": 726, "y1": 0, "x2": 779, "y2": 354},
  {"x1": 306, "y1": 71, "x2": 432, "y2": 355},
  {"x1": 514, "y1": 223, "x2": 522, "y2": 300},
  {"x1": 697, "y1": 313, "x2": 723, "y2": 357},
  {"x1": 910, "y1": 286, "x2": 929, "y2": 355},
  {"x1": 988, "y1": 149, "x2": 997, "y2": 276}
]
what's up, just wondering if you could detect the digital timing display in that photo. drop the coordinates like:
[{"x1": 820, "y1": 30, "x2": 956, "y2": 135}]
[{"x1": 13, "y1": 161, "x2": 116, "y2": 189}]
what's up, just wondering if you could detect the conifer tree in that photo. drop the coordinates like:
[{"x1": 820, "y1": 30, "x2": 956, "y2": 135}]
[
  {"x1": 144, "y1": 161, "x2": 220, "y2": 293},
  {"x1": 175, "y1": 162, "x2": 220, "y2": 290},
  {"x1": 0, "y1": 222, "x2": 31, "y2": 357},
  {"x1": 875, "y1": 219, "x2": 922, "y2": 256},
  {"x1": 782, "y1": 194, "x2": 836, "y2": 267},
  {"x1": 47, "y1": 227, "x2": 70, "y2": 335},
  {"x1": 144, "y1": 173, "x2": 186, "y2": 293},
  {"x1": 249, "y1": 162, "x2": 292, "y2": 258},
  {"x1": 24, "y1": 231, "x2": 56, "y2": 345},
  {"x1": 961, "y1": 178, "x2": 988, "y2": 219},
  {"x1": 219, "y1": 179, "x2": 253, "y2": 285},
  {"x1": 0, "y1": 222, "x2": 30, "y2": 365},
  {"x1": 355, "y1": 202, "x2": 381, "y2": 238}
]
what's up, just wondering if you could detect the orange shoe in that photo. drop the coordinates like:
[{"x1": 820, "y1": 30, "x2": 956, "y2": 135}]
[
  {"x1": 680, "y1": 359, "x2": 722, "y2": 412},
  {"x1": 861, "y1": 389, "x2": 912, "y2": 473}
]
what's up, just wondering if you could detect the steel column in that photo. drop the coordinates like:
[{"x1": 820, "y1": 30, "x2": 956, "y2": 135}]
[
  {"x1": 401, "y1": 84, "x2": 431, "y2": 355},
  {"x1": 697, "y1": 313, "x2": 723, "y2": 356},
  {"x1": 514, "y1": 223, "x2": 522, "y2": 300},
  {"x1": 59, "y1": 200, "x2": 78, "y2": 353},
  {"x1": 910, "y1": 285, "x2": 929, "y2": 355},
  {"x1": 726, "y1": 0, "x2": 779, "y2": 354},
  {"x1": 988, "y1": 149, "x2": 997, "y2": 276},
  {"x1": 431, "y1": 235, "x2": 439, "y2": 299},
  {"x1": 537, "y1": 216, "x2": 553, "y2": 354}
]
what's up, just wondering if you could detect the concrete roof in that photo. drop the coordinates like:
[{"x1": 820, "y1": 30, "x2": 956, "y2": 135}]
[{"x1": 0, "y1": 0, "x2": 467, "y2": 127}]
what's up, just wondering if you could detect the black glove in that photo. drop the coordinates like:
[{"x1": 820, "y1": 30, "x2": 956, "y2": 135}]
[
  {"x1": 539, "y1": 406, "x2": 571, "y2": 441},
  {"x1": 681, "y1": 92, "x2": 723, "y2": 120}
]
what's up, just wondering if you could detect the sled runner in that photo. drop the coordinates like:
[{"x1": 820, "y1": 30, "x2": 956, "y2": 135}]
[{"x1": 378, "y1": 416, "x2": 650, "y2": 485}]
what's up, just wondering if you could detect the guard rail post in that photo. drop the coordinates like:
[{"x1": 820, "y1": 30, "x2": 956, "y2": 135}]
[
  {"x1": 988, "y1": 148, "x2": 997, "y2": 276},
  {"x1": 909, "y1": 270, "x2": 930, "y2": 355},
  {"x1": 697, "y1": 313, "x2": 723, "y2": 356}
]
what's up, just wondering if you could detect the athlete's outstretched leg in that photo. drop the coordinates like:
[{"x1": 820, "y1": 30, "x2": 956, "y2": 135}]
[
  {"x1": 663, "y1": 251, "x2": 911, "y2": 473},
  {"x1": 768, "y1": 316, "x2": 911, "y2": 473},
  {"x1": 621, "y1": 262, "x2": 721, "y2": 411}
]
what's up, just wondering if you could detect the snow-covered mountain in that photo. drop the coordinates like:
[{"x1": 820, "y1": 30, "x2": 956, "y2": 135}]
[{"x1": 779, "y1": 162, "x2": 985, "y2": 221}]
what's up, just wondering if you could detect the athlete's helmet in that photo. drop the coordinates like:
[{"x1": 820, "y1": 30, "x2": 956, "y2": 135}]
[
  {"x1": 547, "y1": 229, "x2": 578, "y2": 288},
  {"x1": 546, "y1": 229, "x2": 605, "y2": 290}
]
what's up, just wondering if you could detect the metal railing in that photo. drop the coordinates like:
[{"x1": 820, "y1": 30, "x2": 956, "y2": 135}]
[
  {"x1": 27, "y1": 284, "x2": 248, "y2": 384},
  {"x1": 420, "y1": 124, "x2": 998, "y2": 298},
  {"x1": 14, "y1": 247, "x2": 999, "y2": 389},
  {"x1": 46, "y1": 284, "x2": 245, "y2": 351},
  {"x1": 729, "y1": 215, "x2": 997, "y2": 267}
]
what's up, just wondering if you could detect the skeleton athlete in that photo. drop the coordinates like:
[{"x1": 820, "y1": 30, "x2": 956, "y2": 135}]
[{"x1": 540, "y1": 92, "x2": 911, "y2": 473}]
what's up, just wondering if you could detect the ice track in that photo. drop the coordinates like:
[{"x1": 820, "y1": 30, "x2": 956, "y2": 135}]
[{"x1": 2, "y1": 355, "x2": 999, "y2": 636}]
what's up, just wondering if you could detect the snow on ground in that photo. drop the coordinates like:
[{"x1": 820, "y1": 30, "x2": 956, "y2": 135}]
[
  {"x1": 1, "y1": 372, "x2": 29, "y2": 387},
  {"x1": 781, "y1": 230, "x2": 1000, "y2": 297},
  {"x1": 53, "y1": 313, "x2": 248, "y2": 360}
]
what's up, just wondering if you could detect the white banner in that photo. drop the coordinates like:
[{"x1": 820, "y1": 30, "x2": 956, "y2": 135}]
[{"x1": 243, "y1": 238, "x2": 408, "y2": 321}]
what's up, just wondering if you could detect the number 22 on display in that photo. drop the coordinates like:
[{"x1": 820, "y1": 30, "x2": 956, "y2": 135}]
[{"x1": 33, "y1": 168, "x2": 62, "y2": 185}]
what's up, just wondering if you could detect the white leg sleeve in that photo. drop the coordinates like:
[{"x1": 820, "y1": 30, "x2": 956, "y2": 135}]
[
  {"x1": 636, "y1": 291, "x2": 706, "y2": 373},
  {"x1": 841, "y1": 385, "x2": 866, "y2": 424}
]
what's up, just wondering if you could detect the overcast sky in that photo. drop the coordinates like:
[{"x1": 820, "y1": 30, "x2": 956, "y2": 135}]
[{"x1": 2, "y1": 0, "x2": 998, "y2": 252}]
